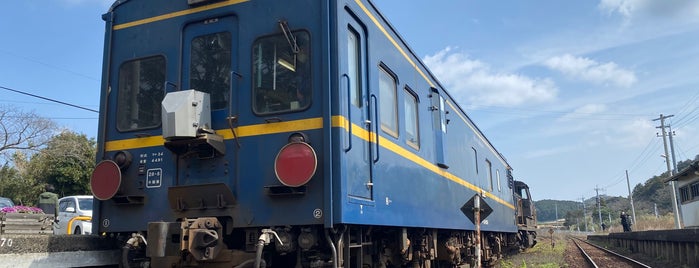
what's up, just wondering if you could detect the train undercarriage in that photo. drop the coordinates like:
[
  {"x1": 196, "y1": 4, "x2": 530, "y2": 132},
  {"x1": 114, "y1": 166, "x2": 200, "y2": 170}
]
[{"x1": 118, "y1": 220, "x2": 536, "y2": 268}]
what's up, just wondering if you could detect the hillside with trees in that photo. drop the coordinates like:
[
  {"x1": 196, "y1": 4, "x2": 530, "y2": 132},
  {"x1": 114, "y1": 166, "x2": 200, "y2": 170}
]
[{"x1": 535, "y1": 156, "x2": 698, "y2": 230}]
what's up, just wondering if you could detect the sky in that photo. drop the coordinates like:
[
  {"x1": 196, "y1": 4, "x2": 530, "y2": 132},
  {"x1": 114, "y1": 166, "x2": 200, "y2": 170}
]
[{"x1": 2, "y1": 0, "x2": 699, "y2": 201}]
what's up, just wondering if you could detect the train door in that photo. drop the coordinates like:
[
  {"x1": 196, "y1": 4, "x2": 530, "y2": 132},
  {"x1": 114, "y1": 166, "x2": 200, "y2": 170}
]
[
  {"x1": 430, "y1": 88, "x2": 448, "y2": 168},
  {"x1": 178, "y1": 16, "x2": 238, "y2": 186},
  {"x1": 514, "y1": 180, "x2": 536, "y2": 226},
  {"x1": 342, "y1": 13, "x2": 373, "y2": 201}
]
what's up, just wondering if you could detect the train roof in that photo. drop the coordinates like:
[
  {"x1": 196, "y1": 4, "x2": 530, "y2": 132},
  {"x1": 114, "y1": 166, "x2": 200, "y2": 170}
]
[{"x1": 366, "y1": 0, "x2": 510, "y2": 168}]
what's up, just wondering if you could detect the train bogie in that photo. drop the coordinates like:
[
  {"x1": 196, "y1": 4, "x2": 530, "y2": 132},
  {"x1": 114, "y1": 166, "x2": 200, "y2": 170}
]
[{"x1": 91, "y1": 0, "x2": 537, "y2": 267}]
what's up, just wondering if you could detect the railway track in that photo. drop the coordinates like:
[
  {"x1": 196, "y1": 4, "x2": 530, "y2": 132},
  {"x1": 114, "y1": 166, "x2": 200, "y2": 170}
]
[{"x1": 569, "y1": 236, "x2": 651, "y2": 268}]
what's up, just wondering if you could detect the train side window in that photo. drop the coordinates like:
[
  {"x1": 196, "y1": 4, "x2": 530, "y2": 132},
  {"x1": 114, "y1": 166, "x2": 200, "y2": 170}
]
[
  {"x1": 404, "y1": 87, "x2": 419, "y2": 149},
  {"x1": 472, "y1": 147, "x2": 478, "y2": 174},
  {"x1": 439, "y1": 96, "x2": 447, "y2": 133},
  {"x1": 116, "y1": 56, "x2": 165, "y2": 131},
  {"x1": 190, "y1": 32, "x2": 231, "y2": 110},
  {"x1": 348, "y1": 27, "x2": 362, "y2": 108},
  {"x1": 379, "y1": 66, "x2": 398, "y2": 137},
  {"x1": 486, "y1": 159, "x2": 493, "y2": 192},
  {"x1": 496, "y1": 169, "x2": 501, "y2": 192},
  {"x1": 252, "y1": 31, "x2": 311, "y2": 114}
]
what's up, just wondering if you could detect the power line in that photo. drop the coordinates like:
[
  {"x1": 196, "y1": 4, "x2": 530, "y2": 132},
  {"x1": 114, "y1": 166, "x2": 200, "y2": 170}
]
[
  {"x1": 679, "y1": 142, "x2": 699, "y2": 161},
  {"x1": 0, "y1": 99, "x2": 68, "y2": 105},
  {"x1": 675, "y1": 141, "x2": 690, "y2": 162},
  {"x1": 1, "y1": 115, "x2": 97, "y2": 120},
  {"x1": 626, "y1": 139, "x2": 662, "y2": 174},
  {"x1": 674, "y1": 110, "x2": 699, "y2": 129},
  {"x1": 602, "y1": 136, "x2": 661, "y2": 189},
  {"x1": 0, "y1": 49, "x2": 99, "y2": 81},
  {"x1": 467, "y1": 104, "x2": 652, "y2": 121},
  {"x1": 0, "y1": 99, "x2": 97, "y2": 108},
  {"x1": 0, "y1": 85, "x2": 98, "y2": 113},
  {"x1": 672, "y1": 89, "x2": 699, "y2": 127}
]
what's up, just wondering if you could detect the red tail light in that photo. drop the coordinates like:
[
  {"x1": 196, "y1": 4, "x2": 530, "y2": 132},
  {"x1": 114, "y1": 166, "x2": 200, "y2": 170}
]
[
  {"x1": 91, "y1": 160, "x2": 122, "y2": 200},
  {"x1": 274, "y1": 142, "x2": 317, "y2": 187}
]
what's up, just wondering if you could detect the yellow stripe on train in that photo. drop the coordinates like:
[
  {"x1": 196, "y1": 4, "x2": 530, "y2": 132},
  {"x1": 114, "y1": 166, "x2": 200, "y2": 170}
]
[
  {"x1": 103, "y1": 115, "x2": 513, "y2": 210},
  {"x1": 112, "y1": 0, "x2": 249, "y2": 30}
]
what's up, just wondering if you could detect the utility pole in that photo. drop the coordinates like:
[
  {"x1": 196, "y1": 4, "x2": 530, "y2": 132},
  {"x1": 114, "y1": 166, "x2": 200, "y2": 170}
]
[
  {"x1": 595, "y1": 186, "x2": 603, "y2": 228},
  {"x1": 581, "y1": 197, "x2": 588, "y2": 232},
  {"x1": 555, "y1": 202, "x2": 558, "y2": 220},
  {"x1": 626, "y1": 170, "x2": 637, "y2": 224},
  {"x1": 668, "y1": 125, "x2": 678, "y2": 173},
  {"x1": 654, "y1": 114, "x2": 681, "y2": 229},
  {"x1": 576, "y1": 218, "x2": 580, "y2": 232},
  {"x1": 654, "y1": 203, "x2": 658, "y2": 218},
  {"x1": 666, "y1": 126, "x2": 684, "y2": 227}
]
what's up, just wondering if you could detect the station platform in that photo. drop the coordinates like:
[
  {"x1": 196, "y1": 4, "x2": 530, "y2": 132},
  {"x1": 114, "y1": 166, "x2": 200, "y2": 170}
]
[{"x1": 588, "y1": 228, "x2": 699, "y2": 267}]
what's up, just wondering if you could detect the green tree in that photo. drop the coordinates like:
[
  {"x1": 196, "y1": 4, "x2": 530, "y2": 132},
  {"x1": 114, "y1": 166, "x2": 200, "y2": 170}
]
[
  {"x1": 632, "y1": 174, "x2": 673, "y2": 215},
  {"x1": 27, "y1": 131, "x2": 96, "y2": 197},
  {"x1": 535, "y1": 200, "x2": 582, "y2": 222},
  {"x1": 0, "y1": 152, "x2": 42, "y2": 205},
  {"x1": 0, "y1": 105, "x2": 56, "y2": 161},
  {"x1": 563, "y1": 209, "x2": 584, "y2": 229},
  {"x1": 0, "y1": 105, "x2": 56, "y2": 205},
  {"x1": 0, "y1": 163, "x2": 22, "y2": 199}
]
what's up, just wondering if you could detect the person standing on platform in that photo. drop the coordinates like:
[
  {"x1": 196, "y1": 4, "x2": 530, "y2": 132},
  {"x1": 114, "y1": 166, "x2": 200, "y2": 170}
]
[{"x1": 620, "y1": 211, "x2": 632, "y2": 232}]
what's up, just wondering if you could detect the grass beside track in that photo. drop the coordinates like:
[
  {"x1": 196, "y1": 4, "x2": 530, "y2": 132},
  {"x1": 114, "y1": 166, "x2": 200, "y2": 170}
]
[{"x1": 496, "y1": 232, "x2": 569, "y2": 268}]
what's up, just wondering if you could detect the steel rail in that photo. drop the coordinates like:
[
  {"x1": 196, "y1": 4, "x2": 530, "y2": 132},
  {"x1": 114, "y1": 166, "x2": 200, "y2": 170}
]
[
  {"x1": 570, "y1": 236, "x2": 652, "y2": 268},
  {"x1": 571, "y1": 237, "x2": 599, "y2": 268}
]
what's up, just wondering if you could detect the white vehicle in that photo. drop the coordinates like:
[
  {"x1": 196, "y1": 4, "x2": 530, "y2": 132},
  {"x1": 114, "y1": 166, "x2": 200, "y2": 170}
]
[{"x1": 54, "y1": 195, "x2": 93, "y2": 235}]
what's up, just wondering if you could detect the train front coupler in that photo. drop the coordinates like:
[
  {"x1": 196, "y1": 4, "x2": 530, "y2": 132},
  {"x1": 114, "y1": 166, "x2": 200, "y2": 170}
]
[{"x1": 181, "y1": 217, "x2": 225, "y2": 261}]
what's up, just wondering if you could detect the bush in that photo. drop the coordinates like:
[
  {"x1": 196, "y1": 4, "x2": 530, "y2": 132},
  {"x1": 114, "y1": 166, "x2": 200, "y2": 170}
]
[{"x1": 0, "y1": 205, "x2": 43, "y2": 214}]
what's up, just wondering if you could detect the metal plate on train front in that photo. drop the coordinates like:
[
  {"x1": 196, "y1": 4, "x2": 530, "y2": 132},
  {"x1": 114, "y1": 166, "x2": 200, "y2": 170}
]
[{"x1": 146, "y1": 168, "x2": 163, "y2": 188}]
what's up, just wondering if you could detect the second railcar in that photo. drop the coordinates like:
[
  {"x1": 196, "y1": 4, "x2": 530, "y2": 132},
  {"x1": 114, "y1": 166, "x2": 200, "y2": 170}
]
[{"x1": 90, "y1": 0, "x2": 535, "y2": 267}]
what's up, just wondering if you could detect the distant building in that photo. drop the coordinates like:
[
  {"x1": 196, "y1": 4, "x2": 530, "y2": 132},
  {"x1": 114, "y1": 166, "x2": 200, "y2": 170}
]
[{"x1": 664, "y1": 160, "x2": 699, "y2": 228}]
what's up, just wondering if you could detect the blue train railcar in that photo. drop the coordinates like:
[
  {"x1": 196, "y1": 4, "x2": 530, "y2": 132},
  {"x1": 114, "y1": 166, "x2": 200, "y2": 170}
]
[{"x1": 90, "y1": 0, "x2": 536, "y2": 267}]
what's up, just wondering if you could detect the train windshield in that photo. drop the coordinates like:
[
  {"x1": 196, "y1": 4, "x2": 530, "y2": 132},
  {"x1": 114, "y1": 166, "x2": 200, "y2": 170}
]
[
  {"x1": 252, "y1": 31, "x2": 311, "y2": 114},
  {"x1": 190, "y1": 32, "x2": 232, "y2": 110},
  {"x1": 116, "y1": 56, "x2": 166, "y2": 131}
]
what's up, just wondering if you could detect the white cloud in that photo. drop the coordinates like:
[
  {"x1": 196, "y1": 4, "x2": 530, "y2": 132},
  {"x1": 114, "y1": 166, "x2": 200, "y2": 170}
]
[
  {"x1": 524, "y1": 145, "x2": 577, "y2": 159},
  {"x1": 575, "y1": 103, "x2": 608, "y2": 114},
  {"x1": 616, "y1": 118, "x2": 656, "y2": 147},
  {"x1": 598, "y1": 0, "x2": 643, "y2": 18},
  {"x1": 558, "y1": 104, "x2": 608, "y2": 122},
  {"x1": 647, "y1": 0, "x2": 699, "y2": 17},
  {"x1": 423, "y1": 47, "x2": 558, "y2": 107},
  {"x1": 599, "y1": 0, "x2": 699, "y2": 19},
  {"x1": 543, "y1": 54, "x2": 637, "y2": 87}
]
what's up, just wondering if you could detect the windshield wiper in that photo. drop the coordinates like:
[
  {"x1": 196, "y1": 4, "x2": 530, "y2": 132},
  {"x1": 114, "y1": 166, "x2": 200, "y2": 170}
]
[{"x1": 278, "y1": 20, "x2": 299, "y2": 54}]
